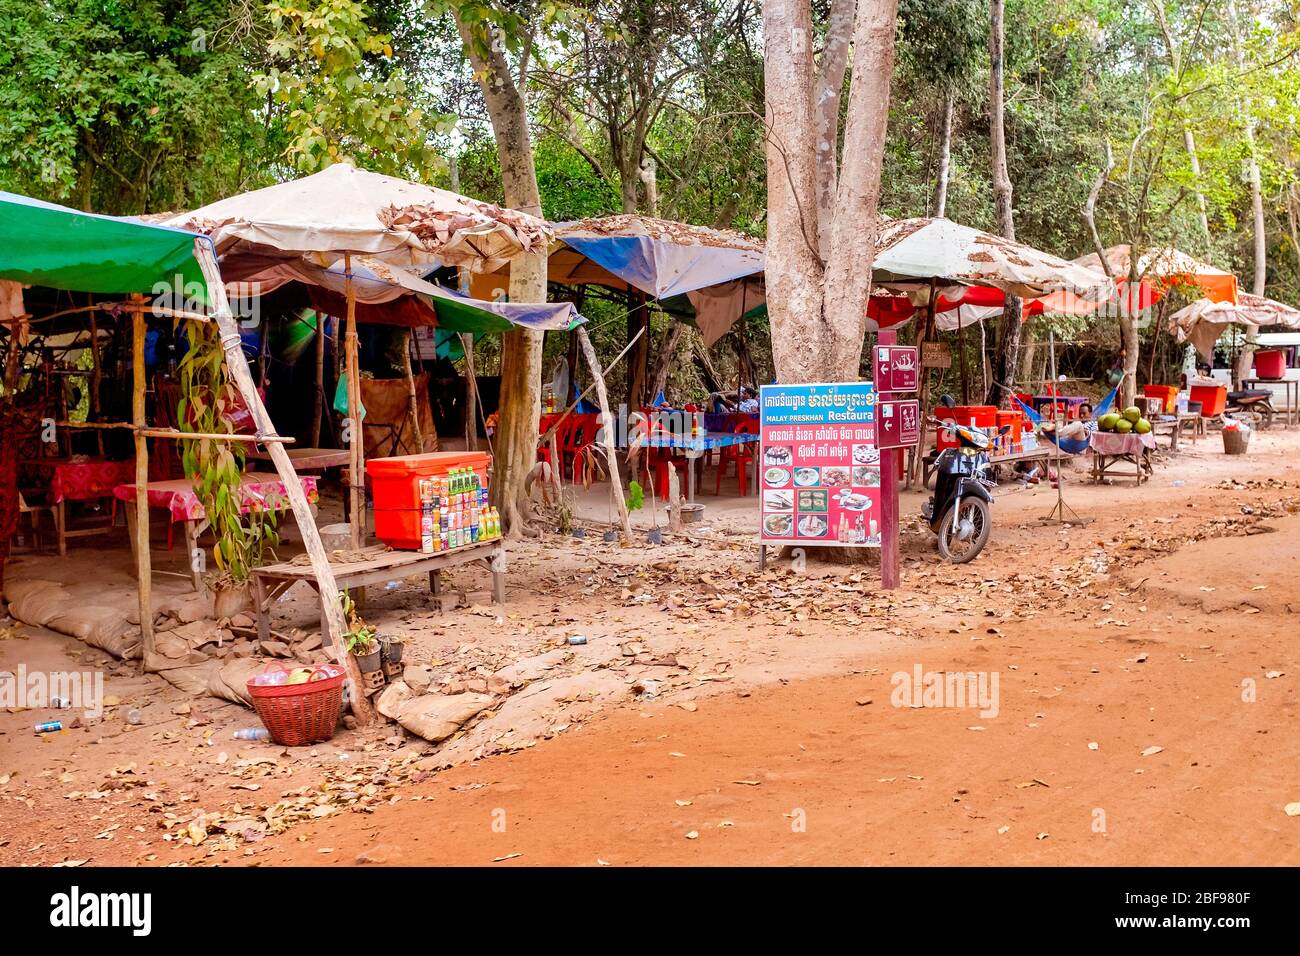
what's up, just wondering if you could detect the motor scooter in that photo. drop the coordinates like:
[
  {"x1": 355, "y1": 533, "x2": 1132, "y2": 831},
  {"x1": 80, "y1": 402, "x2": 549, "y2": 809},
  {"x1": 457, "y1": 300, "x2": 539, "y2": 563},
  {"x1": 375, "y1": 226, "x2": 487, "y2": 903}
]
[{"x1": 920, "y1": 395, "x2": 1011, "y2": 563}]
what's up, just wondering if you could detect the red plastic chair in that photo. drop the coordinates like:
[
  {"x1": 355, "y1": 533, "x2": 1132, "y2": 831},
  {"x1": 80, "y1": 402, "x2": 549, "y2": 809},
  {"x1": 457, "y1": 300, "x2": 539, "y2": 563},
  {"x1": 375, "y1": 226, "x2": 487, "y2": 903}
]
[{"x1": 714, "y1": 420, "x2": 759, "y2": 496}]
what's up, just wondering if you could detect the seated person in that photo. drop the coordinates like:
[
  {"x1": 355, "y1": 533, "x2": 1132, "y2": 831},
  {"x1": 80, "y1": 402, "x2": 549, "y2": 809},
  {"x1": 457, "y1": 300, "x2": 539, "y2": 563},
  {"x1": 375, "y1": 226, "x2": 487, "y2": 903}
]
[
  {"x1": 736, "y1": 385, "x2": 759, "y2": 414},
  {"x1": 1053, "y1": 401, "x2": 1096, "y2": 441}
]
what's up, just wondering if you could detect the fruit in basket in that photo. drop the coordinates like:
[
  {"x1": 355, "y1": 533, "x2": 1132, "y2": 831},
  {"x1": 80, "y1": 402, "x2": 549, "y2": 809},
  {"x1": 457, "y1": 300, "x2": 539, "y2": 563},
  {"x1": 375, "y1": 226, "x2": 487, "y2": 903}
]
[
  {"x1": 1114, "y1": 418, "x2": 1133, "y2": 433},
  {"x1": 1122, "y1": 405, "x2": 1142, "y2": 423},
  {"x1": 286, "y1": 668, "x2": 314, "y2": 685},
  {"x1": 1134, "y1": 418, "x2": 1152, "y2": 434},
  {"x1": 1098, "y1": 413, "x2": 1121, "y2": 432}
]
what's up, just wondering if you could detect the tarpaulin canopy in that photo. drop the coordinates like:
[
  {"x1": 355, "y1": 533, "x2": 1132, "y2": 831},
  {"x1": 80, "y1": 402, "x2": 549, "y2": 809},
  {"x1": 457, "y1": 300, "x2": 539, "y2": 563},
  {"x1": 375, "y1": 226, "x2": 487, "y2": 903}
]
[
  {"x1": 165, "y1": 163, "x2": 549, "y2": 272},
  {"x1": 231, "y1": 254, "x2": 582, "y2": 332},
  {"x1": 166, "y1": 165, "x2": 577, "y2": 334},
  {"x1": 0, "y1": 191, "x2": 206, "y2": 298},
  {"x1": 468, "y1": 213, "x2": 766, "y2": 345},
  {"x1": 1170, "y1": 293, "x2": 1300, "y2": 360},
  {"x1": 871, "y1": 218, "x2": 1109, "y2": 297}
]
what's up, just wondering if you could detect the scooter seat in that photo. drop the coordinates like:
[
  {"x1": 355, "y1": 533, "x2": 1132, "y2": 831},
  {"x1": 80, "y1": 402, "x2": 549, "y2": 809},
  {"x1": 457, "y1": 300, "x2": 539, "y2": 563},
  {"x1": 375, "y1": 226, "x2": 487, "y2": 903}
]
[{"x1": 1228, "y1": 389, "x2": 1270, "y2": 402}]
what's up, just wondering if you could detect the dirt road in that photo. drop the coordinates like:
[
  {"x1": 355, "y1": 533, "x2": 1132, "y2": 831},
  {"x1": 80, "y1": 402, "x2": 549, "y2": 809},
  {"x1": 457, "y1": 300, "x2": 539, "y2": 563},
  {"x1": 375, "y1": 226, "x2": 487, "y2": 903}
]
[{"x1": 3, "y1": 429, "x2": 1299, "y2": 866}]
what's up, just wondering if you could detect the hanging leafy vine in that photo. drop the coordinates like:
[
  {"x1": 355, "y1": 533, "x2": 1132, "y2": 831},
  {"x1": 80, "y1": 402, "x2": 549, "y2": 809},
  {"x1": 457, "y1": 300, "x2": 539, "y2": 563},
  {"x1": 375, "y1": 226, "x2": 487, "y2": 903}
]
[{"x1": 176, "y1": 320, "x2": 277, "y2": 587}]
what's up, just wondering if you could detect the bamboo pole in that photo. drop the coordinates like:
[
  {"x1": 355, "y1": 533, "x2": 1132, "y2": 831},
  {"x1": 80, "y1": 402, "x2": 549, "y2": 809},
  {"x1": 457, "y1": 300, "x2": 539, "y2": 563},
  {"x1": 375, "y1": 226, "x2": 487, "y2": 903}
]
[
  {"x1": 194, "y1": 241, "x2": 372, "y2": 724},
  {"x1": 344, "y1": 255, "x2": 363, "y2": 548},
  {"x1": 310, "y1": 311, "x2": 325, "y2": 447},
  {"x1": 89, "y1": 305, "x2": 103, "y2": 455},
  {"x1": 401, "y1": 328, "x2": 424, "y2": 453},
  {"x1": 130, "y1": 303, "x2": 155, "y2": 667},
  {"x1": 576, "y1": 326, "x2": 633, "y2": 540},
  {"x1": 55, "y1": 420, "x2": 294, "y2": 442}
]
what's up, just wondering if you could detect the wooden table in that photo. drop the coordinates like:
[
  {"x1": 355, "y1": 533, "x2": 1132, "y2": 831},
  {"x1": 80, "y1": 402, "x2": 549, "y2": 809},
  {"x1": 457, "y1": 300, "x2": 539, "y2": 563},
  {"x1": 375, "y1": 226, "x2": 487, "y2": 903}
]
[
  {"x1": 1242, "y1": 378, "x2": 1299, "y2": 428},
  {"x1": 21, "y1": 456, "x2": 133, "y2": 556},
  {"x1": 1151, "y1": 414, "x2": 1205, "y2": 451},
  {"x1": 1089, "y1": 432, "x2": 1156, "y2": 485},
  {"x1": 251, "y1": 540, "x2": 506, "y2": 645},
  {"x1": 246, "y1": 447, "x2": 350, "y2": 471},
  {"x1": 640, "y1": 431, "x2": 759, "y2": 502},
  {"x1": 114, "y1": 473, "x2": 318, "y2": 590}
]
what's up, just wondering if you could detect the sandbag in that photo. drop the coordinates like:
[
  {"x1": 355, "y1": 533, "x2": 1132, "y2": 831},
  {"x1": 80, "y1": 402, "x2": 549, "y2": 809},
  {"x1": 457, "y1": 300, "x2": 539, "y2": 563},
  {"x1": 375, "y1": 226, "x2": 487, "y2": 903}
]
[
  {"x1": 47, "y1": 606, "x2": 141, "y2": 660},
  {"x1": 206, "y1": 658, "x2": 266, "y2": 707},
  {"x1": 395, "y1": 693, "x2": 493, "y2": 743},
  {"x1": 157, "y1": 659, "x2": 221, "y2": 696},
  {"x1": 6, "y1": 579, "x2": 69, "y2": 626}
]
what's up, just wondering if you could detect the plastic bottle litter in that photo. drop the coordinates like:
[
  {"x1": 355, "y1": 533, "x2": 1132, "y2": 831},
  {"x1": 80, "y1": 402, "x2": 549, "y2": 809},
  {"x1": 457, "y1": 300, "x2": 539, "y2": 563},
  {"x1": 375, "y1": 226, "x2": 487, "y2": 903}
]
[
  {"x1": 126, "y1": 708, "x2": 143, "y2": 725},
  {"x1": 567, "y1": 634, "x2": 589, "y2": 646},
  {"x1": 50, "y1": 696, "x2": 71, "y2": 708},
  {"x1": 233, "y1": 727, "x2": 271, "y2": 742},
  {"x1": 34, "y1": 720, "x2": 63, "y2": 734}
]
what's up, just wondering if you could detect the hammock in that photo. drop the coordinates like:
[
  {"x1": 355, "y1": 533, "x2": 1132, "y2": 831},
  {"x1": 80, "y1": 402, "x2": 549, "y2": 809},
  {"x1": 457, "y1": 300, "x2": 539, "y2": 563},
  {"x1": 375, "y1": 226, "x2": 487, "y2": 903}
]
[{"x1": 1014, "y1": 386, "x2": 1118, "y2": 456}]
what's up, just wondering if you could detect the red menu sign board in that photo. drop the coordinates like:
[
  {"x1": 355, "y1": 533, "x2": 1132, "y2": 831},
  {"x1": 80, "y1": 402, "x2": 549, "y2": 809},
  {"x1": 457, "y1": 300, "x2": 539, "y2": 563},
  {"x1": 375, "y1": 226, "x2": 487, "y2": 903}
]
[
  {"x1": 876, "y1": 399, "x2": 921, "y2": 449},
  {"x1": 874, "y1": 346, "x2": 919, "y2": 393},
  {"x1": 758, "y1": 382, "x2": 881, "y2": 548}
]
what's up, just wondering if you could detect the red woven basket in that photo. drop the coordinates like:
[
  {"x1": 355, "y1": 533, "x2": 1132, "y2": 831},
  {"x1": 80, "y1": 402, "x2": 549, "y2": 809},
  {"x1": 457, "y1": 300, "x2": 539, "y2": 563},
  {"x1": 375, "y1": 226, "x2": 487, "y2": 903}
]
[{"x1": 246, "y1": 663, "x2": 345, "y2": 747}]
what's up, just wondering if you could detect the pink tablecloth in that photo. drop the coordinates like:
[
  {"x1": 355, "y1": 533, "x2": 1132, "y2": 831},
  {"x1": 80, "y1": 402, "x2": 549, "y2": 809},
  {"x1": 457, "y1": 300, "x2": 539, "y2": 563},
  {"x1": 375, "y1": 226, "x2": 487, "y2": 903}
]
[
  {"x1": 113, "y1": 473, "x2": 318, "y2": 522},
  {"x1": 1089, "y1": 431, "x2": 1156, "y2": 456},
  {"x1": 23, "y1": 457, "x2": 134, "y2": 504}
]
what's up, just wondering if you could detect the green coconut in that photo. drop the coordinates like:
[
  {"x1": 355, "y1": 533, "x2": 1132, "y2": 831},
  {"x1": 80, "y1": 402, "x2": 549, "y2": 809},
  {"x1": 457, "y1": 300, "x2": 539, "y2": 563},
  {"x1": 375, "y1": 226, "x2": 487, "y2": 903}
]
[
  {"x1": 1115, "y1": 418, "x2": 1134, "y2": 433},
  {"x1": 1134, "y1": 418, "x2": 1152, "y2": 434},
  {"x1": 1098, "y1": 412, "x2": 1121, "y2": 432},
  {"x1": 1122, "y1": 405, "x2": 1143, "y2": 423}
]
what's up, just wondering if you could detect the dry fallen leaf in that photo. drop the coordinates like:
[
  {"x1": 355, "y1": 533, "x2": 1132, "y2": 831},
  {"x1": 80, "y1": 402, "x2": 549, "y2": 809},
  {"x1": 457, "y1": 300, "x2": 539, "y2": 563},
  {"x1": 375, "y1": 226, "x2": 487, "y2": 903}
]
[{"x1": 1141, "y1": 745, "x2": 1163, "y2": 757}]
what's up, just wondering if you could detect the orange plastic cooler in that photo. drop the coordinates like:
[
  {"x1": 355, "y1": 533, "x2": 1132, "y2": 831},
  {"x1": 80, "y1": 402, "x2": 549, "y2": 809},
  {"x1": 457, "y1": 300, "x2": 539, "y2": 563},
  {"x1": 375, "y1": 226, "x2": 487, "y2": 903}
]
[
  {"x1": 366, "y1": 451, "x2": 492, "y2": 549},
  {"x1": 1142, "y1": 384, "x2": 1179, "y2": 414}
]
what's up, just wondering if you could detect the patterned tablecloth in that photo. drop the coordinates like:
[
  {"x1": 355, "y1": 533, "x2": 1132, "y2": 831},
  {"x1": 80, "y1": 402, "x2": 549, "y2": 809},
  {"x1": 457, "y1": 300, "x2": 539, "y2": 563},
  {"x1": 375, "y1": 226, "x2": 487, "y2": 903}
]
[
  {"x1": 112, "y1": 473, "x2": 318, "y2": 522},
  {"x1": 23, "y1": 457, "x2": 135, "y2": 504},
  {"x1": 1089, "y1": 431, "x2": 1157, "y2": 456}
]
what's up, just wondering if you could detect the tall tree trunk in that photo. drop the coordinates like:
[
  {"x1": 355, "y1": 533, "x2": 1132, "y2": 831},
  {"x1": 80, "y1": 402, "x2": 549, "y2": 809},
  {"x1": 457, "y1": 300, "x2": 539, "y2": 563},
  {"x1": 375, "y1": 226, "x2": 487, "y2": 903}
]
[
  {"x1": 813, "y1": 0, "x2": 858, "y2": 254},
  {"x1": 932, "y1": 89, "x2": 954, "y2": 218},
  {"x1": 984, "y1": 0, "x2": 1021, "y2": 406},
  {"x1": 457, "y1": 17, "x2": 547, "y2": 537},
  {"x1": 1227, "y1": 0, "x2": 1266, "y2": 386},
  {"x1": 764, "y1": 0, "x2": 898, "y2": 383},
  {"x1": 650, "y1": 321, "x2": 687, "y2": 403}
]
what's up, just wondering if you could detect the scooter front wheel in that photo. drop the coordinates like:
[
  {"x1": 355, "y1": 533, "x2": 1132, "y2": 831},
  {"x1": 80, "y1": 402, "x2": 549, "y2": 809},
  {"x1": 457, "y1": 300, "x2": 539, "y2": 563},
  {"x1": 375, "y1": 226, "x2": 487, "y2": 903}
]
[{"x1": 936, "y1": 497, "x2": 991, "y2": 563}]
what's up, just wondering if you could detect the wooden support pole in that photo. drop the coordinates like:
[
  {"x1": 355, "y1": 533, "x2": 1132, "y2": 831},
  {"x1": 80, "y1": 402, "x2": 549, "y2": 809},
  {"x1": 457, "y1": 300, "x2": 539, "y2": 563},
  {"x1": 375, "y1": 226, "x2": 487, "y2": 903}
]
[
  {"x1": 194, "y1": 240, "x2": 373, "y2": 725},
  {"x1": 89, "y1": 305, "x2": 104, "y2": 455},
  {"x1": 131, "y1": 303, "x2": 155, "y2": 666},
  {"x1": 462, "y1": 333, "x2": 478, "y2": 451},
  {"x1": 311, "y1": 311, "x2": 325, "y2": 447},
  {"x1": 344, "y1": 255, "x2": 363, "y2": 548},
  {"x1": 401, "y1": 329, "x2": 424, "y2": 454},
  {"x1": 575, "y1": 326, "x2": 633, "y2": 541}
]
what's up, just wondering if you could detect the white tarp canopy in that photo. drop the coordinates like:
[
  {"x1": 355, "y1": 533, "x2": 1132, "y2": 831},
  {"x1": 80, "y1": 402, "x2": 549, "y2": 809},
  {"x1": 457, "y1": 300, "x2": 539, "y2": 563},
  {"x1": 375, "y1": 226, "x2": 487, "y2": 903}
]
[
  {"x1": 872, "y1": 218, "x2": 1109, "y2": 297},
  {"x1": 1170, "y1": 293, "x2": 1300, "y2": 359},
  {"x1": 165, "y1": 163, "x2": 550, "y2": 272}
]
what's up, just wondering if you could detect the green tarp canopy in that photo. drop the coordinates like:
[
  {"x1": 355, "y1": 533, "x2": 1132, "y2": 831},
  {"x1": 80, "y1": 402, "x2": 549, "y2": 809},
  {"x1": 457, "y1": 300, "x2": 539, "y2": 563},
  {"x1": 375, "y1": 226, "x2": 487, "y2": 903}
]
[{"x1": 0, "y1": 191, "x2": 206, "y2": 294}]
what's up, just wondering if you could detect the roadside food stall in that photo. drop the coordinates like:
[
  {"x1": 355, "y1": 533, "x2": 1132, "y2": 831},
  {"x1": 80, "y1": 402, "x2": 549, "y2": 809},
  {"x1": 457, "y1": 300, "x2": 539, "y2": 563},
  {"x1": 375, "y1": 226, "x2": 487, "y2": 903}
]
[{"x1": 0, "y1": 190, "x2": 374, "y2": 716}]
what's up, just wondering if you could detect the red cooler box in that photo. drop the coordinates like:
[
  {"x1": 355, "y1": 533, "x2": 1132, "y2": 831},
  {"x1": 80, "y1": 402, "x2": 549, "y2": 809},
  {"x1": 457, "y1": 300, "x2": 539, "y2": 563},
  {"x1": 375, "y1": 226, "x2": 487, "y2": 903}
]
[
  {"x1": 367, "y1": 451, "x2": 492, "y2": 549},
  {"x1": 1254, "y1": 350, "x2": 1286, "y2": 380}
]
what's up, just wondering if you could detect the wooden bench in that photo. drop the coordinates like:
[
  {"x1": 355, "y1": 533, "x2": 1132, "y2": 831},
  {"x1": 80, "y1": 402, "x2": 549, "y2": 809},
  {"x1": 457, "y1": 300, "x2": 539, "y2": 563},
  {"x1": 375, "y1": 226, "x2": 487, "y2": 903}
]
[{"x1": 251, "y1": 540, "x2": 506, "y2": 645}]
